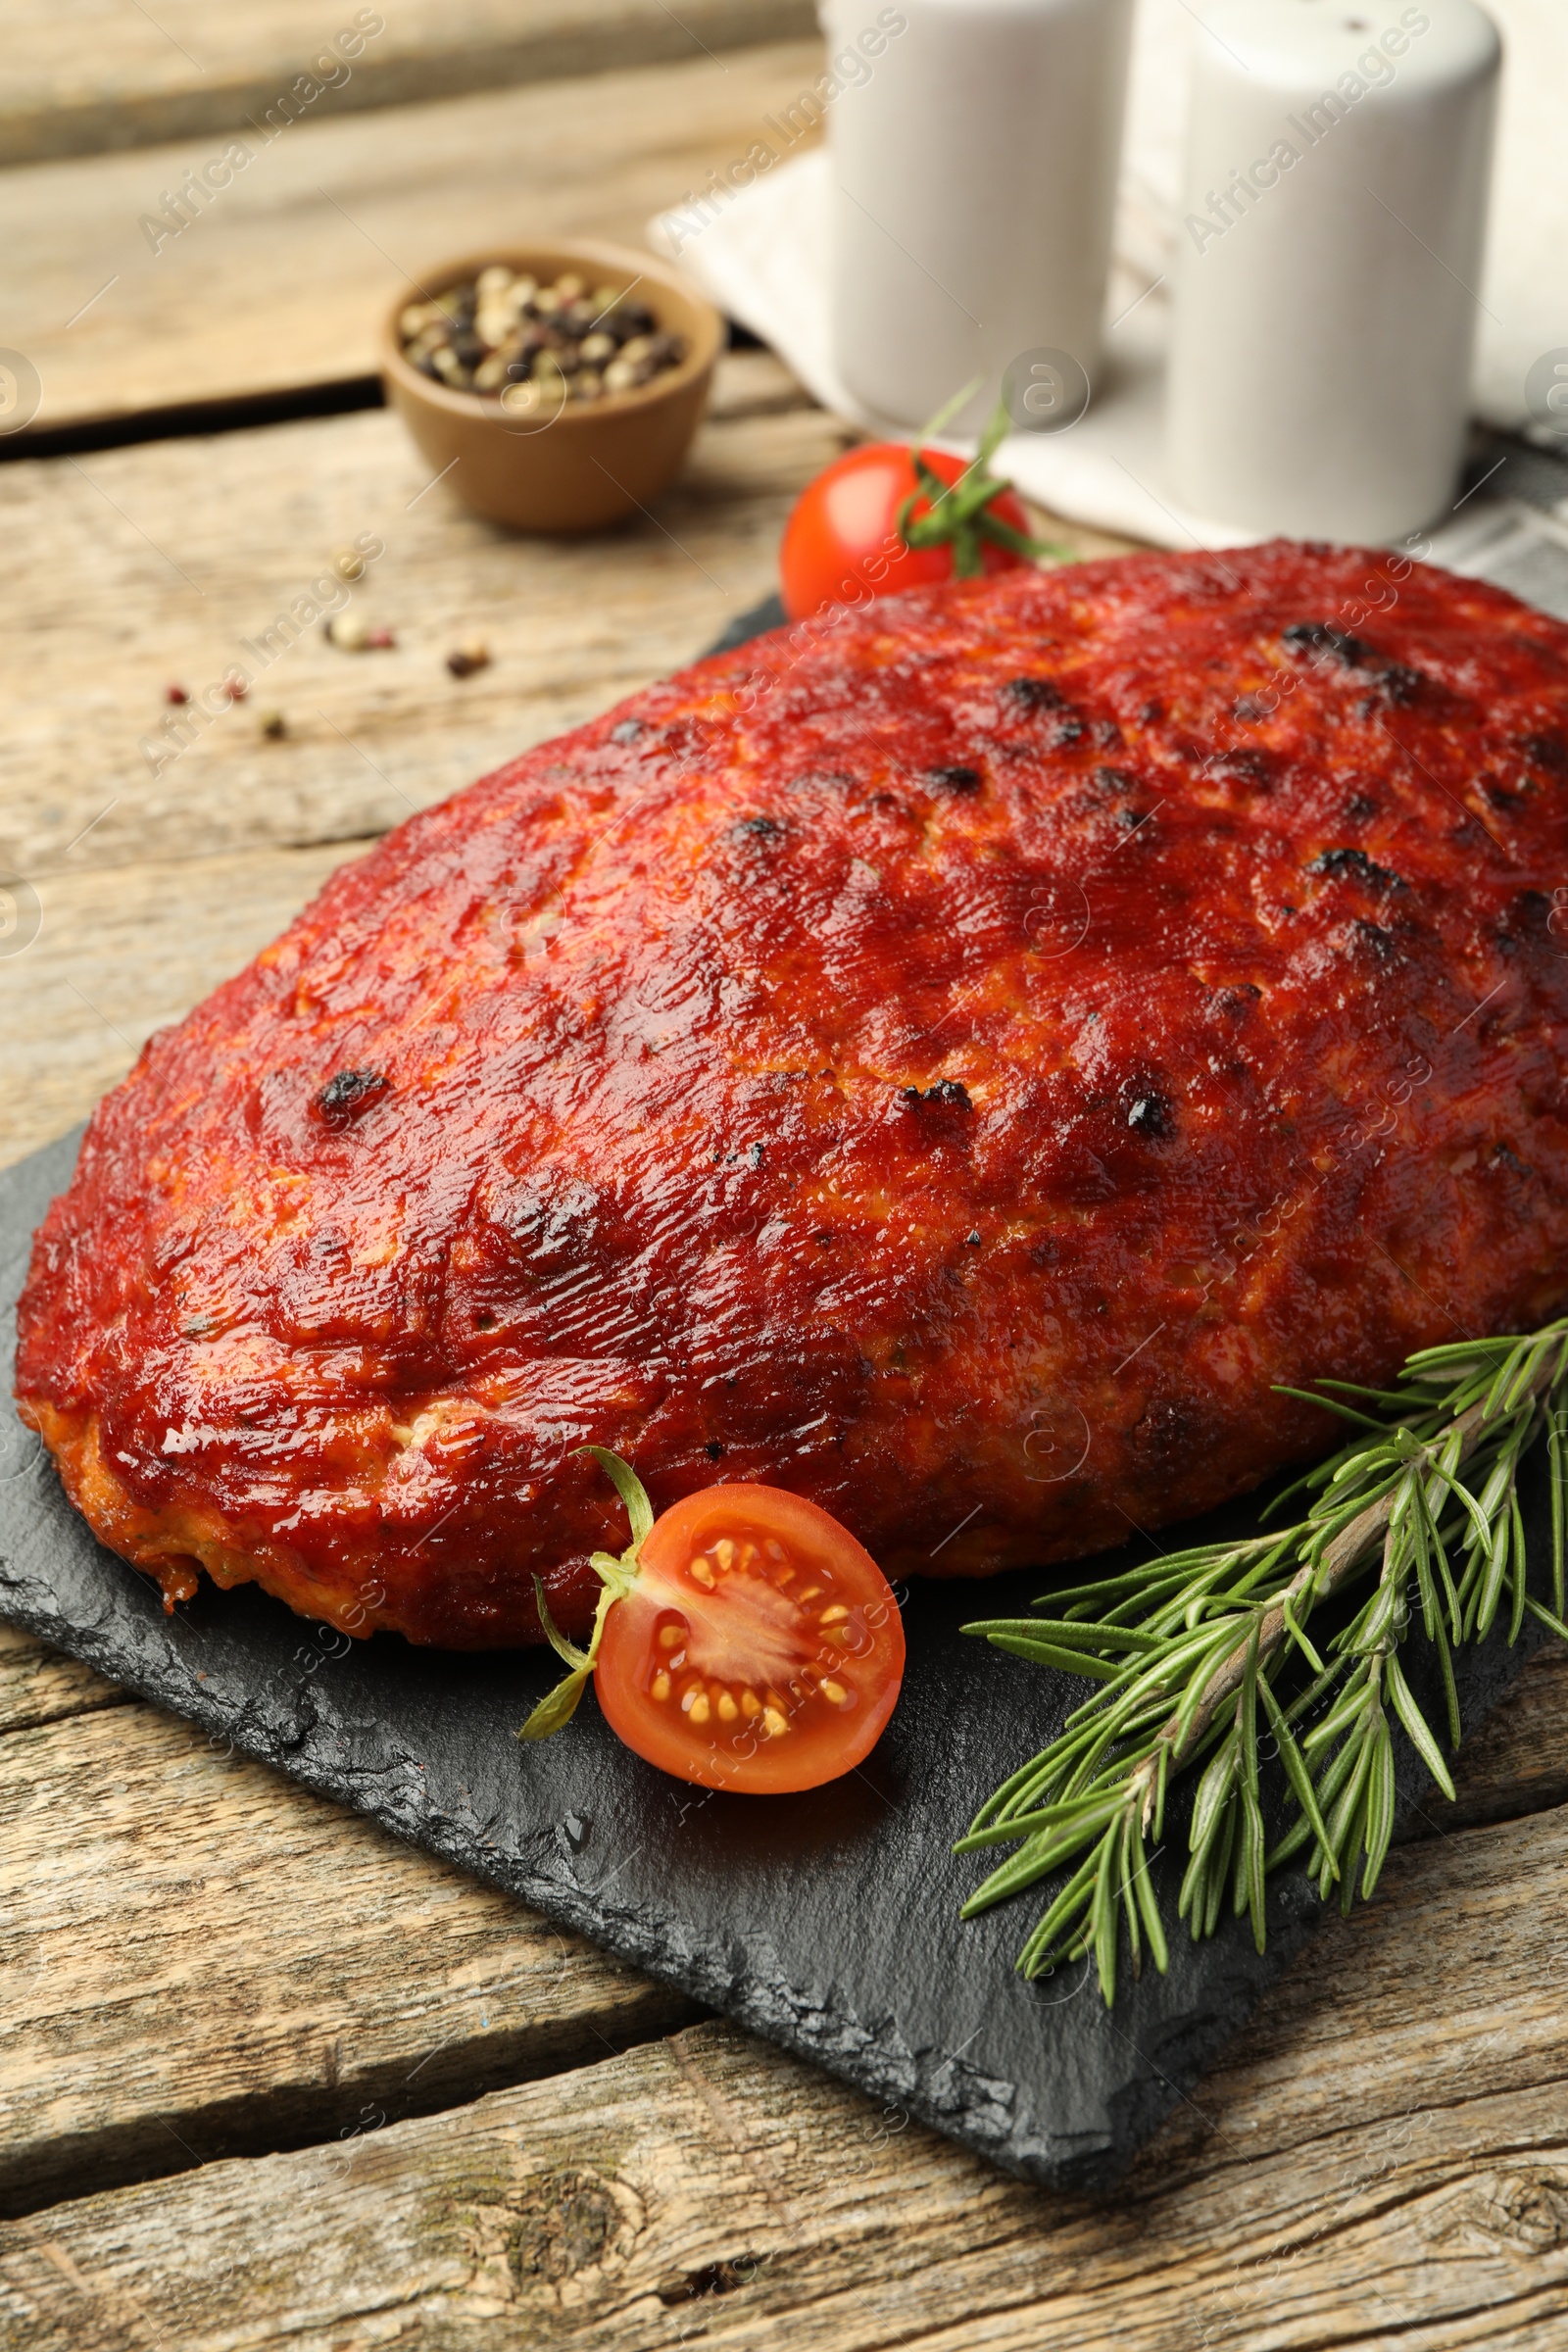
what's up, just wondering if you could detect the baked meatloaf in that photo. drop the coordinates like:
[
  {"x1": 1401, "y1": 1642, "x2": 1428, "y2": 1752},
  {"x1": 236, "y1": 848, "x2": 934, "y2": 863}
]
[{"x1": 18, "y1": 543, "x2": 1568, "y2": 1646}]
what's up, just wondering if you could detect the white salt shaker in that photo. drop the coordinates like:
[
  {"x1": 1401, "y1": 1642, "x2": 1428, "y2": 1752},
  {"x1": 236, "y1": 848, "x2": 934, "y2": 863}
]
[
  {"x1": 820, "y1": 0, "x2": 1136, "y2": 431},
  {"x1": 1166, "y1": 0, "x2": 1501, "y2": 542}
]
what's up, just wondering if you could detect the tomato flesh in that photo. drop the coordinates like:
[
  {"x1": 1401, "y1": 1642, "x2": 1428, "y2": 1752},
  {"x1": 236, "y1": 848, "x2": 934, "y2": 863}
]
[
  {"x1": 779, "y1": 443, "x2": 1032, "y2": 622},
  {"x1": 594, "y1": 1484, "x2": 906, "y2": 1792}
]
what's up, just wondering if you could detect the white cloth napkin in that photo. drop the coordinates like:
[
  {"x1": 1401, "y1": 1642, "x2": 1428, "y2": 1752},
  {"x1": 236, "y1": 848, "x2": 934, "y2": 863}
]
[{"x1": 652, "y1": 0, "x2": 1566, "y2": 554}]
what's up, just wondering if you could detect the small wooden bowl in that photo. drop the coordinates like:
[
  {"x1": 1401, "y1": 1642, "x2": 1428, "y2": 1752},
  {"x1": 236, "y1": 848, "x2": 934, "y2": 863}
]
[{"x1": 378, "y1": 239, "x2": 723, "y2": 535}]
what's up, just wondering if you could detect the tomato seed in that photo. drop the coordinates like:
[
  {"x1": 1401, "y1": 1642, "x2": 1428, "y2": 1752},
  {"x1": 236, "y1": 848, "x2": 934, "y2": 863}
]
[
  {"x1": 821, "y1": 1680, "x2": 850, "y2": 1706},
  {"x1": 714, "y1": 1539, "x2": 735, "y2": 1569},
  {"x1": 689, "y1": 1691, "x2": 711, "y2": 1726},
  {"x1": 688, "y1": 1557, "x2": 715, "y2": 1589},
  {"x1": 819, "y1": 1604, "x2": 850, "y2": 1625},
  {"x1": 716, "y1": 1690, "x2": 739, "y2": 1722},
  {"x1": 762, "y1": 1706, "x2": 790, "y2": 1738},
  {"x1": 657, "y1": 1623, "x2": 683, "y2": 1650},
  {"x1": 651, "y1": 1671, "x2": 670, "y2": 1701}
]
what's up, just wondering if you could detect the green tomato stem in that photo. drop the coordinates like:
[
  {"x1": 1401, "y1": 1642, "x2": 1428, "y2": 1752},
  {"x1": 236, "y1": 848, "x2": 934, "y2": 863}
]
[{"x1": 515, "y1": 1449, "x2": 654, "y2": 1741}]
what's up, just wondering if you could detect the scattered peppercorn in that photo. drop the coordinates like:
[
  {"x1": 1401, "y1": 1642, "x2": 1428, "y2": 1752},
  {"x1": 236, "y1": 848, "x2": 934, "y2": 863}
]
[
  {"x1": 398, "y1": 267, "x2": 687, "y2": 405},
  {"x1": 331, "y1": 547, "x2": 366, "y2": 581},
  {"x1": 259, "y1": 710, "x2": 287, "y2": 740},
  {"x1": 165, "y1": 683, "x2": 188, "y2": 705},
  {"x1": 223, "y1": 671, "x2": 248, "y2": 702},
  {"x1": 324, "y1": 613, "x2": 395, "y2": 652},
  {"x1": 447, "y1": 637, "x2": 491, "y2": 679}
]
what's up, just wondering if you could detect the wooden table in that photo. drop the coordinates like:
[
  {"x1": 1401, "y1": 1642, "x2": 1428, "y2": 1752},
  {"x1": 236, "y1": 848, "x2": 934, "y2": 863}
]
[{"x1": 3, "y1": 17, "x2": 1568, "y2": 2345}]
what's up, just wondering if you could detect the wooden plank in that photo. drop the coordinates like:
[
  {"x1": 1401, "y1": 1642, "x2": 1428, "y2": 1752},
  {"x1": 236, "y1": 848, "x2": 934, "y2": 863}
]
[
  {"x1": 1424, "y1": 1640, "x2": 1568, "y2": 1835},
  {"x1": 0, "y1": 0, "x2": 817, "y2": 168},
  {"x1": 0, "y1": 1698, "x2": 699, "y2": 2219},
  {"x1": 0, "y1": 368, "x2": 840, "y2": 894},
  {"x1": 1, "y1": 42, "x2": 824, "y2": 433},
  {"x1": 4, "y1": 1795, "x2": 1568, "y2": 2346},
  {"x1": 0, "y1": 1625, "x2": 125, "y2": 1738}
]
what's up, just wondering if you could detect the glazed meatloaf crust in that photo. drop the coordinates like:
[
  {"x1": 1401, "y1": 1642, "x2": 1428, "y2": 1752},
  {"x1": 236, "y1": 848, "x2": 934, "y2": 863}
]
[{"x1": 17, "y1": 542, "x2": 1568, "y2": 1647}]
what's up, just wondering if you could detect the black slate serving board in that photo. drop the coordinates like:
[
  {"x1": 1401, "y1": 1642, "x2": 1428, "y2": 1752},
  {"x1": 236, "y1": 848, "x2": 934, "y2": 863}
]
[{"x1": 0, "y1": 596, "x2": 1551, "y2": 2190}]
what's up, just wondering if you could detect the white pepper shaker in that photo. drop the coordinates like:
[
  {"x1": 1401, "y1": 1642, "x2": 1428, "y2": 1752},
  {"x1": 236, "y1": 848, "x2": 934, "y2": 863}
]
[
  {"x1": 821, "y1": 0, "x2": 1136, "y2": 431},
  {"x1": 1166, "y1": 0, "x2": 1501, "y2": 542}
]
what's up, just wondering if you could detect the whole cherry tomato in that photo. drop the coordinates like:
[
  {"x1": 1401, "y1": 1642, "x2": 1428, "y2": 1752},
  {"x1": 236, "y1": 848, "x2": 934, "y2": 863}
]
[
  {"x1": 779, "y1": 439, "x2": 1038, "y2": 621},
  {"x1": 520, "y1": 1454, "x2": 906, "y2": 1794}
]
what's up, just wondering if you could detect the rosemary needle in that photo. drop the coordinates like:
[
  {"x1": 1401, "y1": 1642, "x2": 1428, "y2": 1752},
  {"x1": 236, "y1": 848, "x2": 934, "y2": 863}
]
[{"x1": 957, "y1": 1317, "x2": 1568, "y2": 2003}]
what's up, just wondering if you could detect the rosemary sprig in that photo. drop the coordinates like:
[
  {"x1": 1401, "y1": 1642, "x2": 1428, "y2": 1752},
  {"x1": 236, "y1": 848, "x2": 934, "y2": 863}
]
[{"x1": 956, "y1": 1319, "x2": 1568, "y2": 2001}]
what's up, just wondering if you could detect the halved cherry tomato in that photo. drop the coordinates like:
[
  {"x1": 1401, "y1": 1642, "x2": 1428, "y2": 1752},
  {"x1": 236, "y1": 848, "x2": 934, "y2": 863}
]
[
  {"x1": 519, "y1": 1457, "x2": 906, "y2": 1793},
  {"x1": 779, "y1": 441, "x2": 1035, "y2": 623},
  {"x1": 595, "y1": 1483, "x2": 905, "y2": 1792}
]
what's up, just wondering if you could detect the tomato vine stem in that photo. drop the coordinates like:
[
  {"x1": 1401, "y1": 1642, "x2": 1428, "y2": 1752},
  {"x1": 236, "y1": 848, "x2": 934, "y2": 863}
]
[
  {"x1": 896, "y1": 392, "x2": 1070, "y2": 578},
  {"x1": 517, "y1": 1448, "x2": 651, "y2": 1740}
]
